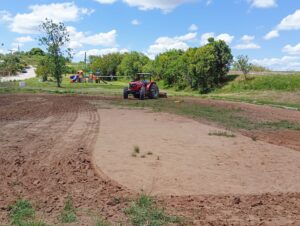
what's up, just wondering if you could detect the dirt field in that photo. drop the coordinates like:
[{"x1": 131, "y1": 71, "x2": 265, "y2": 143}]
[
  {"x1": 94, "y1": 108, "x2": 300, "y2": 196},
  {"x1": 0, "y1": 94, "x2": 300, "y2": 225}
]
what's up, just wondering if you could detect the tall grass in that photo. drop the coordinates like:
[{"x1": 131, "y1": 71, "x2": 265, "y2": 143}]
[{"x1": 218, "y1": 74, "x2": 300, "y2": 93}]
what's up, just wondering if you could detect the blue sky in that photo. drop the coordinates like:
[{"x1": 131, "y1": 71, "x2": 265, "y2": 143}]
[{"x1": 0, "y1": 0, "x2": 299, "y2": 70}]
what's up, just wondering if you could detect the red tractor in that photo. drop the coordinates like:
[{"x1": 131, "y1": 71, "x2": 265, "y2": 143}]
[{"x1": 123, "y1": 73, "x2": 159, "y2": 100}]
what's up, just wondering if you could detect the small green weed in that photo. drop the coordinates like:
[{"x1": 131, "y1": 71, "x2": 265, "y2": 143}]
[
  {"x1": 134, "y1": 146, "x2": 140, "y2": 154},
  {"x1": 9, "y1": 199, "x2": 48, "y2": 226},
  {"x1": 9, "y1": 199, "x2": 35, "y2": 225},
  {"x1": 58, "y1": 197, "x2": 77, "y2": 223},
  {"x1": 124, "y1": 195, "x2": 183, "y2": 226}
]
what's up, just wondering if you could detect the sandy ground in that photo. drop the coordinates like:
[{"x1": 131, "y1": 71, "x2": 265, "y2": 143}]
[
  {"x1": 94, "y1": 108, "x2": 300, "y2": 196},
  {"x1": 0, "y1": 94, "x2": 299, "y2": 225},
  {"x1": 0, "y1": 66, "x2": 36, "y2": 82}
]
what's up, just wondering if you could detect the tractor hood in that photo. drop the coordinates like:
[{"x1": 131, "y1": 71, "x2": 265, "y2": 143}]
[{"x1": 129, "y1": 81, "x2": 143, "y2": 85}]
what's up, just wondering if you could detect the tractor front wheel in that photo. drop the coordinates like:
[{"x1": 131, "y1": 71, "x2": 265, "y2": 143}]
[{"x1": 123, "y1": 87, "x2": 129, "y2": 99}]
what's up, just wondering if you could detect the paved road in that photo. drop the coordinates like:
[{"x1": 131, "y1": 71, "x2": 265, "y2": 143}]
[{"x1": 0, "y1": 66, "x2": 36, "y2": 82}]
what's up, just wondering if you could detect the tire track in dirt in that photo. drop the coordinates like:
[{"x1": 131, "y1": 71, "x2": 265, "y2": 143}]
[{"x1": 0, "y1": 95, "x2": 130, "y2": 225}]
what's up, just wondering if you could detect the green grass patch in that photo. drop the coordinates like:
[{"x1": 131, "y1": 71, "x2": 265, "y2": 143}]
[
  {"x1": 260, "y1": 120, "x2": 300, "y2": 130},
  {"x1": 124, "y1": 195, "x2": 183, "y2": 226},
  {"x1": 206, "y1": 92, "x2": 300, "y2": 111},
  {"x1": 111, "y1": 99, "x2": 254, "y2": 130},
  {"x1": 9, "y1": 199, "x2": 48, "y2": 226},
  {"x1": 110, "y1": 98, "x2": 300, "y2": 131},
  {"x1": 0, "y1": 77, "x2": 128, "y2": 95},
  {"x1": 58, "y1": 197, "x2": 77, "y2": 223},
  {"x1": 217, "y1": 74, "x2": 300, "y2": 93},
  {"x1": 9, "y1": 199, "x2": 35, "y2": 225}
]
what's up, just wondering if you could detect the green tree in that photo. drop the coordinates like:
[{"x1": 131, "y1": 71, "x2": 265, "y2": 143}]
[
  {"x1": 36, "y1": 57, "x2": 51, "y2": 81},
  {"x1": 184, "y1": 47, "x2": 198, "y2": 88},
  {"x1": 193, "y1": 44, "x2": 217, "y2": 93},
  {"x1": 39, "y1": 19, "x2": 71, "y2": 87},
  {"x1": 28, "y1": 48, "x2": 45, "y2": 56},
  {"x1": 0, "y1": 54, "x2": 24, "y2": 76},
  {"x1": 233, "y1": 55, "x2": 252, "y2": 79},
  {"x1": 153, "y1": 50, "x2": 187, "y2": 89},
  {"x1": 250, "y1": 64, "x2": 270, "y2": 72},
  {"x1": 90, "y1": 53, "x2": 123, "y2": 79},
  {"x1": 117, "y1": 52, "x2": 149, "y2": 79},
  {"x1": 207, "y1": 38, "x2": 233, "y2": 84}
]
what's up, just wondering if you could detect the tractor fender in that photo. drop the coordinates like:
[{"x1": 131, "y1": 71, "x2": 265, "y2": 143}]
[{"x1": 146, "y1": 82, "x2": 156, "y2": 91}]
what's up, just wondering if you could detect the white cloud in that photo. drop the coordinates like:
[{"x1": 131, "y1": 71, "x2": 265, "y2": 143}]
[
  {"x1": 235, "y1": 43, "x2": 261, "y2": 49},
  {"x1": 282, "y1": 43, "x2": 300, "y2": 55},
  {"x1": 216, "y1": 33, "x2": 235, "y2": 44},
  {"x1": 147, "y1": 32, "x2": 197, "y2": 59},
  {"x1": 3, "y1": 2, "x2": 94, "y2": 34},
  {"x1": 200, "y1": 32, "x2": 234, "y2": 45},
  {"x1": 206, "y1": 0, "x2": 213, "y2": 5},
  {"x1": 123, "y1": 0, "x2": 193, "y2": 12},
  {"x1": 15, "y1": 36, "x2": 34, "y2": 43},
  {"x1": 234, "y1": 35, "x2": 260, "y2": 49},
  {"x1": 241, "y1": 35, "x2": 254, "y2": 42},
  {"x1": 264, "y1": 30, "x2": 279, "y2": 40},
  {"x1": 67, "y1": 26, "x2": 117, "y2": 49},
  {"x1": 177, "y1": 32, "x2": 197, "y2": 41},
  {"x1": 200, "y1": 32, "x2": 214, "y2": 45},
  {"x1": 264, "y1": 9, "x2": 300, "y2": 40},
  {"x1": 0, "y1": 10, "x2": 12, "y2": 23},
  {"x1": 252, "y1": 56, "x2": 300, "y2": 71},
  {"x1": 94, "y1": 0, "x2": 117, "y2": 4},
  {"x1": 189, "y1": 24, "x2": 198, "y2": 32},
  {"x1": 131, "y1": 19, "x2": 141, "y2": 26},
  {"x1": 277, "y1": 9, "x2": 300, "y2": 30},
  {"x1": 75, "y1": 48, "x2": 129, "y2": 58},
  {"x1": 249, "y1": 0, "x2": 277, "y2": 8},
  {"x1": 0, "y1": 48, "x2": 7, "y2": 54}
]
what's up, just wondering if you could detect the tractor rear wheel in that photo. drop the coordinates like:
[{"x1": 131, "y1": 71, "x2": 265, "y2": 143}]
[
  {"x1": 123, "y1": 87, "x2": 129, "y2": 99},
  {"x1": 139, "y1": 87, "x2": 145, "y2": 100},
  {"x1": 149, "y1": 84, "x2": 159, "y2": 99}
]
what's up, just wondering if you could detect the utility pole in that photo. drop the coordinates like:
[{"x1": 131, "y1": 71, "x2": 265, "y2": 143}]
[{"x1": 84, "y1": 52, "x2": 87, "y2": 70}]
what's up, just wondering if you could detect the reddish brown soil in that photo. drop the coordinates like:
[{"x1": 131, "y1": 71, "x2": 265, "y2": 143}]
[{"x1": 0, "y1": 94, "x2": 299, "y2": 225}]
